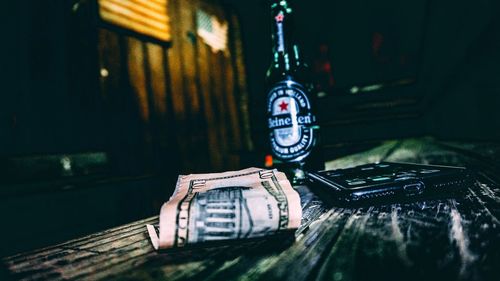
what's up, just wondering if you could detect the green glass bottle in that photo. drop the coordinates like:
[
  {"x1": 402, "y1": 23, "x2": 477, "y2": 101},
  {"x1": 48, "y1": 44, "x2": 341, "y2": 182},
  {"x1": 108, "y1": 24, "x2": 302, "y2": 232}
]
[{"x1": 266, "y1": 0, "x2": 324, "y2": 183}]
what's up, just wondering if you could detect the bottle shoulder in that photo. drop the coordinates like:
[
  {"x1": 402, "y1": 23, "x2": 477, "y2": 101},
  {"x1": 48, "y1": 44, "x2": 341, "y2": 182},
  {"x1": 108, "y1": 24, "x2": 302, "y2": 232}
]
[{"x1": 267, "y1": 64, "x2": 312, "y2": 84}]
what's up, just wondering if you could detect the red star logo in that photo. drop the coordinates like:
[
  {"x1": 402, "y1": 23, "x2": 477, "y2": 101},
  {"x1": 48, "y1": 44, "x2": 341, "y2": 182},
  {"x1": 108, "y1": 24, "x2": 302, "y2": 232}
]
[
  {"x1": 275, "y1": 13, "x2": 284, "y2": 23},
  {"x1": 279, "y1": 101, "x2": 289, "y2": 112}
]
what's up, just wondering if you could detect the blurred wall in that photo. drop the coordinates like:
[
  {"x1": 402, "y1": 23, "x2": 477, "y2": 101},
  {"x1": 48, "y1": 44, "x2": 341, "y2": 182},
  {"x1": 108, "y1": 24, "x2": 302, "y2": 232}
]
[
  {"x1": 1, "y1": 0, "x2": 251, "y2": 174},
  {"x1": 1, "y1": 0, "x2": 500, "y2": 159}
]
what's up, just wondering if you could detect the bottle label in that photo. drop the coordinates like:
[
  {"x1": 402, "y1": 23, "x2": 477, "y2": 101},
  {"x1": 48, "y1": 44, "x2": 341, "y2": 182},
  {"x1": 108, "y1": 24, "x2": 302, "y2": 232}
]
[{"x1": 267, "y1": 80, "x2": 317, "y2": 162}]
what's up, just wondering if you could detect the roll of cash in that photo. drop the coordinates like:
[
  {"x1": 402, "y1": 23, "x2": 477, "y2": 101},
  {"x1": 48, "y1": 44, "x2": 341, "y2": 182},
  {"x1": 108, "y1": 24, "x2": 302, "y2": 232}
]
[{"x1": 147, "y1": 168, "x2": 302, "y2": 250}]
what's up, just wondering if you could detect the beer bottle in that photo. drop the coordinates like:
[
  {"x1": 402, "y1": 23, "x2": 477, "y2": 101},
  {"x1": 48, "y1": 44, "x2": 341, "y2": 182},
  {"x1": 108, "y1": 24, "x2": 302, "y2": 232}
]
[{"x1": 266, "y1": 0, "x2": 323, "y2": 183}]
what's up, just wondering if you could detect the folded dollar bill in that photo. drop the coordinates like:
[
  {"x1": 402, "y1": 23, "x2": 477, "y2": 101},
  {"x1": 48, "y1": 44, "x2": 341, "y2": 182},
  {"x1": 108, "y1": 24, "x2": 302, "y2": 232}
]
[{"x1": 147, "y1": 168, "x2": 302, "y2": 250}]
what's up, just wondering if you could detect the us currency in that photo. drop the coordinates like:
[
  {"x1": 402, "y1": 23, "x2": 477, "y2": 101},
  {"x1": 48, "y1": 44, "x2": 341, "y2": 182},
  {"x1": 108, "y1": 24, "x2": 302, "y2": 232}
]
[{"x1": 147, "y1": 168, "x2": 302, "y2": 250}]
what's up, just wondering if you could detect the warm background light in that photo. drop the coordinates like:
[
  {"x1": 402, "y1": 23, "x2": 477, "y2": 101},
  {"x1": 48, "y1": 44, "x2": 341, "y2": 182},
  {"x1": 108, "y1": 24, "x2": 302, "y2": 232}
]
[{"x1": 98, "y1": 0, "x2": 171, "y2": 42}]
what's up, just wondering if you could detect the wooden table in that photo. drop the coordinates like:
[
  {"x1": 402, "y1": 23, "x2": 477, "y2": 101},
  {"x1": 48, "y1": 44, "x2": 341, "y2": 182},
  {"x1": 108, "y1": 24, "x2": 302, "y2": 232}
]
[{"x1": 2, "y1": 139, "x2": 500, "y2": 281}]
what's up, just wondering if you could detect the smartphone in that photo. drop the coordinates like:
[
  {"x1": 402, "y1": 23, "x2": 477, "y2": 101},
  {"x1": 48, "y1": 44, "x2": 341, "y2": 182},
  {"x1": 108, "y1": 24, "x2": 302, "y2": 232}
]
[{"x1": 306, "y1": 162, "x2": 474, "y2": 205}]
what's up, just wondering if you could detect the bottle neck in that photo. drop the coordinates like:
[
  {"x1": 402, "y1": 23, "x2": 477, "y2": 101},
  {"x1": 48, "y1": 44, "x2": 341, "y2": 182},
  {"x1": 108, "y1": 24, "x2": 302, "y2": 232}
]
[{"x1": 270, "y1": 1, "x2": 302, "y2": 71}]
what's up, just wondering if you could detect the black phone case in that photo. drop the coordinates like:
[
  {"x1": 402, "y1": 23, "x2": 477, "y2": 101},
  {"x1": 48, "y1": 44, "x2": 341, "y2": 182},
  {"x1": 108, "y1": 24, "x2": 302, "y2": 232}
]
[{"x1": 306, "y1": 162, "x2": 474, "y2": 205}]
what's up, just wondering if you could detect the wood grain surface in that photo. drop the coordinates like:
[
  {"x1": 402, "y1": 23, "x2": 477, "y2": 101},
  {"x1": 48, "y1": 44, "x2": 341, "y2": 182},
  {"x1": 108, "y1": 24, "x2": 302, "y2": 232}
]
[{"x1": 2, "y1": 139, "x2": 500, "y2": 281}]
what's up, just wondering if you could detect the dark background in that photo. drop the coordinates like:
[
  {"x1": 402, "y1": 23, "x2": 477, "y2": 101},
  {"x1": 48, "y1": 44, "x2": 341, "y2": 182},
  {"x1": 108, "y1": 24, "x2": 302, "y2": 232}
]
[
  {"x1": 226, "y1": 0, "x2": 500, "y2": 144},
  {"x1": 1, "y1": 0, "x2": 500, "y2": 256},
  {"x1": 2, "y1": 0, "x2": 500, "y2": 156}
]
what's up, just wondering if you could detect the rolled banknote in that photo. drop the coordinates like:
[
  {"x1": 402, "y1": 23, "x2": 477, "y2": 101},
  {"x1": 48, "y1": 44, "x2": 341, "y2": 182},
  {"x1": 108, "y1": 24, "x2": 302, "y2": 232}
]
[{"x1": 147, "y1": 168, "x2": 302, "y2": 250}]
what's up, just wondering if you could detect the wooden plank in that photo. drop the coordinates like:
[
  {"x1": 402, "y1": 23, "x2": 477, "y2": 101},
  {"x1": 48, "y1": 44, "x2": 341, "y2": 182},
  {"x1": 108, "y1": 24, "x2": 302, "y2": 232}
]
[
  {"x1": 229, "y1": 13, "x2": 253, "y2": 151},
  {"x1": 197, "y1": 36, "x2": 221, "y2": 171},
  {"x1": 220, "y1": 49, "x2": 241, "y2": 168},
  {"x1": 146, "y1": 44, "x2": 168, "y2": 118},
  {"x1": 142, "y1": 41, "x2": 164, "y2": 170},
  {"x1": 315, "y1": 204, "x2": 455, "y2": 281},
  {"x1": 212, "y1": 51, "x2": 230, "y2": 170},
  {"x1": 127, "y1": 37, "x2": 150, "y2": 122},
  {"x1": 2, "y1": 217, "x2": 158, "y2": 280},
  {"x1": 177, "y1": 0, "x2": 210, "y2": 172},
  {"x1": 46, "y1": 237, "x2": 153, "y2": 280},
  {"x1": 145, "y1": 42, "x2": 182, "y2": 174},
  {"x1": 222, "y1": 41, "x2": 242, "y2": 150},
  {"x1": 455, "y1": 184, "x2": 500, "y2": 279},
  {"x1": 165, "y1": 0, "x2": 189, "y2": 170},
  {"x1": 178, "y1": 0, "x2": 200, "y2": 117},
  {"x1": 4, "y1": 217, "x2": 157, "y2": 263},
  {"x1": 165, "y1": 0, "x2": 186, "y2": 119}
]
